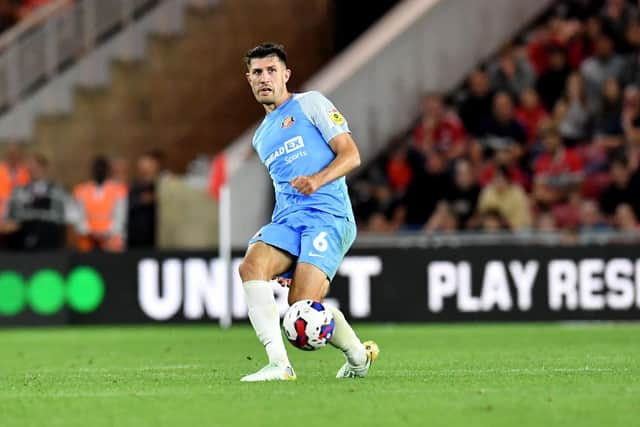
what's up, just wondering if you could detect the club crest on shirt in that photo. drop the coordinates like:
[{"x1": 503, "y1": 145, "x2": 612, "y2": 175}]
[
  {"x1": 281, "y1": 115, "x2": 295, "y2": 129},
  {"x1": 329, "y1": 108, "x2": 345, "y2": 125}
]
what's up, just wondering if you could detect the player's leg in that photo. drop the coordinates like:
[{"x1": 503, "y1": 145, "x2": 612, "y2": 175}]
[
  {"x1": 239, "y1": 240, "x2": 296, "y2": 382},
  {"x1": 287, "y1": 262, "x2": 328, "y2": 304},
  {"x1": 289, "y1": 262, "x2": 377, "y2": 378},
  {"x1": 295, "y1": 217, "x2": 378, "y2": 378},
  {"x1": 289, "y1": 263, "x2": 365, "y2": 365}
]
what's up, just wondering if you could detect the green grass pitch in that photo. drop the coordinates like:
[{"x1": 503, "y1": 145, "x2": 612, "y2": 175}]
[{"x1": 0, "y1": 323, "x2": 638, "y2": 427}]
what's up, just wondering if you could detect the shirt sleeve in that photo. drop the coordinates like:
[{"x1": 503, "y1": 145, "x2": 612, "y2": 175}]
[
  {"x1": 297, "y1": 91, "x2": 351, "y2": 144},
  {"x1": 71, "y1": 187, "x2": 89, "y2": 234},
  {"x1": 109, "y1": 196, "x2": 128, "y2": 238}
]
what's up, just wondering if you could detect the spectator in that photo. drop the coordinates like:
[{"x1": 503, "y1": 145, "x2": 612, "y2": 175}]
[
  {"x1": 412, "y1": 93, "x2": 466, "y2": 160},
  {"x1": 402, "y1": 151, "x2": 452, "y2": 229},
  {"x1": 528, "y1": 16, "x2": 583, "y2": 72},
  {"x1": 150, "y1": 148, "x2": 170, "y2": 177},
  {"x1": 479, "y1": 145, "x2": 529, "y2": 190},
  {"x1": 481, "y1": 91, "x2": 528, "y2": 152},
  {"x1": 598, "y1": 155, "x2": 640, "y2": 218},
  {"x1": 352, "y1": 177, "x2": 380, "y2": 228},
  {"x1": 527, "y1": 17, "x2": 564, "y2": 74},
  {"x1": 578, "y1": 198, "x2": 612, "y2": 232},
  {"x1": 621, "y1": 84, "x2": 640, "y2": 145},
  {"x1": 551, "y1": 190, "x2": 583, "y2": 230},
  {"x1": 515, "y1": 88, "x2": 550, "y2": 145},
  {"x1": 111, "y1": 156, "x2": 131, "y2": 186},
  {"x1": 425, "y1": 201, "x2": 458, "y2": 234},
  {"x1": 128, "y1": 152, "x2": 160, "y2": 248},
  {"x1": 0, "y1": 143, "x2": 30, "y2": 220},
  {"x1": 595, "y1": 77, "x2": 624, "y2": 139},
  {"x1": 614, "y1": 203, "x2": 639, "y2": 230},
  {"x1": 352, "y1": 180, "x2": 376, "y2": 229},
  {"x1": 580, "y1": 33, "x2": 624, "y2": 111},
  {"x1": 446, "y1": 158, "x2": 480, "y2": 228},
  {"x1": 554, "y1": 72, "x2": 593, "y2": 145},
  {"x1": 352, "y1": 178, "x2": 404, "y2": 233},
  {"x1": 620, "y1": 50, "x2": 640, "y2": 87},
  {"x1": 489, "y1": 44, "x2": 536, "y2": 99},
  {"x1": 535, "y1": 210, "x2": 558, "y2": 232},
  {"x1": 3, "y1": 153, "x2": 70, "y2": 250},
  {"x1": 73, "y1": 156, "x2": 128, "y2": 252},
  {"x1": 533, "y1": 126, "x2": 584, "y2": 207},
  {"x1": 366, "y1": 212, "x2": 395, "y2": 233},
  {"x1": 385, "y1": 144, "x2": 413, "y2": 193},
  {"x1": 478, "y1": 209, "x2": 510, "y2": 232},
  {"x1": 619, "y1": 16, "x2": 640, "y2": 54},
  {"x1": 355, "y1": 173, "x2": 407, "y2": 234},
  {"x1": 599, "y1": 0, "x2": 638, "y2": 50},
  {"x1": 458, "y1": 69, "x2": 494, "y2": 137},
  {"x1": 567, "y1": 16, "x2": 602, "y2": 69},
  {"x1": 536, "y1": 44, "x2": 571, "y2": 111},
  {"x1": 476, "y1": 165, "x2": 532, "y2": 230}
]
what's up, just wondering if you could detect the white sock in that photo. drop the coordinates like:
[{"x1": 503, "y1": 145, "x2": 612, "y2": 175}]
[
  {"x1": 327, "y1": 306, "x2": 366, "y2": 367},
  {"x1": 243, "y1": 280, "x2": 290, "y2": 367}
]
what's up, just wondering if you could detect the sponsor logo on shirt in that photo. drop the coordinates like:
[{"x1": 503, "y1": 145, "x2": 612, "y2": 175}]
[
  {"x1": 284, "y1": 136, "x2": 304, "y2": 153},
  {"x1": 265, "y1": 136, "x2": 305, "y2": 168}
]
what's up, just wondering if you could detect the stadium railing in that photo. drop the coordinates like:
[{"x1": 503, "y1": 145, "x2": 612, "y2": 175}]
[{"x1": 353, "y1": 230, "x2": 640, "y2": 248}]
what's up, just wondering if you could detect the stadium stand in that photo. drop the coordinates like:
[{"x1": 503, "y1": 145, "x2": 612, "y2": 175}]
[
  {"x1": 351, "y1": 0, "x2": 640, "y2": 237},
  {"x1": 2, "y1": 0, "x2": 639, "y2": 250}
]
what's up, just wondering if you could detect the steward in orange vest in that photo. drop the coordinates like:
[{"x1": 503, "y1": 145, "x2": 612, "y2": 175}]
[{"x1": 73, "y1": 156, "x2": 127, "y2": 252}]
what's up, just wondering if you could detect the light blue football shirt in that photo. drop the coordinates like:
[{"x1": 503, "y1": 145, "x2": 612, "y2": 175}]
[{"x1": 252, "y1": 91, "x2": 355, "y2": 223}]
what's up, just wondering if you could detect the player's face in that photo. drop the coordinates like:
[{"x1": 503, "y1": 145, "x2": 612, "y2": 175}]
[{"x1": 246, "y1": 55, "x2": 291, "y2": 108}]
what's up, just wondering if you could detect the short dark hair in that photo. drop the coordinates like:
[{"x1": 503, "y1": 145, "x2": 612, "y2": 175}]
[
  {"x1": 92, "y1": 155, "x2": 110, "y2": 174},
  {"x1": 244, "y1": 42, "x2": 287, "y2": 68}
]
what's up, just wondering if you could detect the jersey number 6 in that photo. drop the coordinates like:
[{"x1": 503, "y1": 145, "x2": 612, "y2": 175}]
[{"x1": 312, "y1": 232, "x2": 328, "y2": 252}]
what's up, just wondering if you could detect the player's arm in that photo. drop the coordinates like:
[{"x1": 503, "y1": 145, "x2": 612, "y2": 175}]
[{"x1": 290, "y1": 132, "x2": 360, "y2": 196}]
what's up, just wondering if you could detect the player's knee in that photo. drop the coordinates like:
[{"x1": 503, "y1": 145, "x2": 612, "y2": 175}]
[{"x1": 238, "y1": 258, "x2": 264, "y2": 282}]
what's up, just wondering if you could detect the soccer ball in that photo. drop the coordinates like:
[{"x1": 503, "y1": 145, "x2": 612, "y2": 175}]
[{"x1": 282, "y1": 300, "x2": 335, "y2": 351}]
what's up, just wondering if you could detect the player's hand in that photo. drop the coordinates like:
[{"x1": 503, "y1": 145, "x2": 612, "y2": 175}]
[{"x1": 290, "y1": 175, "x2": 321, "y2": 196}]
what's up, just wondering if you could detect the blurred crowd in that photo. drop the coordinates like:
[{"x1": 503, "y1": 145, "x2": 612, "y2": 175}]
[
  {"x1": 353, "y1": 0, "x2": 640, "y2": 236},
  {"x1": 0, "y1": 0, "x2": 53, "y2": 33},
  {"x1": 0, "y1": 145, "x2": 163, "y2": 252}
]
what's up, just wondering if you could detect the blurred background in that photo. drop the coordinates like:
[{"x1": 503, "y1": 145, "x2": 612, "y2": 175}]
[{"x1": 1, "y1": 0, "x2": 640, "y2": 325}]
